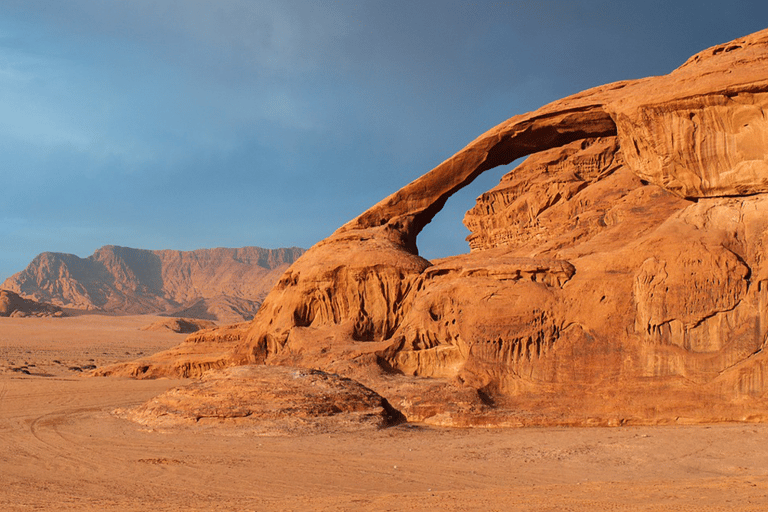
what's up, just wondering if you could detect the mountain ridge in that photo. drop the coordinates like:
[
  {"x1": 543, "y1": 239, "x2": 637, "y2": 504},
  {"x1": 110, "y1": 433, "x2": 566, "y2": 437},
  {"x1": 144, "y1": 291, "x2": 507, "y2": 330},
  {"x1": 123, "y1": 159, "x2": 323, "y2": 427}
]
[{"x1": 1, "y1": 245, "x2": 305, "y2": 322}]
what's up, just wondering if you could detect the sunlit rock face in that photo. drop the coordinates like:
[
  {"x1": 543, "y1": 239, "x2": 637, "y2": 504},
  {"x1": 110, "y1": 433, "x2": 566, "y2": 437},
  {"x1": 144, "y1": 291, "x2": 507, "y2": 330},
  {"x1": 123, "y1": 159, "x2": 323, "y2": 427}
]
[
  {"x1": 113, "y1": 29, "x2": 768, "y2": 427},
  {"x1": 617, "y1": 92, "x2": 768, "y2": 198}
]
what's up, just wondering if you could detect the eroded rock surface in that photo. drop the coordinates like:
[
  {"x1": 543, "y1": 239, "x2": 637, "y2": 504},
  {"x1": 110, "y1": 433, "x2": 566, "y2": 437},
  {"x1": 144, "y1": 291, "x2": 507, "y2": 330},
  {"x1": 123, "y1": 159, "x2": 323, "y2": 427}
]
[
  {"x1": 122, "y1": 365, "x2": 404, "y2": 435},
  {"x1": 108, "y1": 29, "x2": 768, "y2": 427}
]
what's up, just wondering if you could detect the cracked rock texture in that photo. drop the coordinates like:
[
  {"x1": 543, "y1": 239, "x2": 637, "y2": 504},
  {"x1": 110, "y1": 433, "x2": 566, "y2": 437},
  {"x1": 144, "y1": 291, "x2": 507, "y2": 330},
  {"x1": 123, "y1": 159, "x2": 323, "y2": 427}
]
[{"x1": 110, "y1": 29, "x2": 768, "y2": 427}]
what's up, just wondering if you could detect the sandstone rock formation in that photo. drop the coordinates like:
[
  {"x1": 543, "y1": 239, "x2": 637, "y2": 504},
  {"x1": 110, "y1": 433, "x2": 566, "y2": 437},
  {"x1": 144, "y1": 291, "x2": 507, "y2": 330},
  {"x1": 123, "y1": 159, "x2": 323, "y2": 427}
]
[
  {"x1": 0, "y1": 290, "x2": 63, "y2": 318},
  {"x1": 2, "y1": 246, "x2": 304, "y2": 322},
  {"x1": 110, "y1": 29, "x2": 768, "y2": 427},
  {"x1": 140, "y1": 318, "x2": 217, "y2": 334},
  {"x1": 120, "y1": 365, "x2": 404, "y2": 435}
]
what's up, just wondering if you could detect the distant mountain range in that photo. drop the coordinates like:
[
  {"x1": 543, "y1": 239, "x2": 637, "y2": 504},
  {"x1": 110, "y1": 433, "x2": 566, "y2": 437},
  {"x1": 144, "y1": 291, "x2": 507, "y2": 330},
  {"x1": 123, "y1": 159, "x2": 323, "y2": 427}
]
[{"x1": 1, "y1": 245, "x2": 305, "y2": 323}]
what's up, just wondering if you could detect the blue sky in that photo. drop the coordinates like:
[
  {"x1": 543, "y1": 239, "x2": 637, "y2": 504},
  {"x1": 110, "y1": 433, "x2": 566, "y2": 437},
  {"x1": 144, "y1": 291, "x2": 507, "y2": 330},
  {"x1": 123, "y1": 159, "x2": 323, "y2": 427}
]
[{"x1": 1, "y1": 1, "x2": 766, "y2": 280}]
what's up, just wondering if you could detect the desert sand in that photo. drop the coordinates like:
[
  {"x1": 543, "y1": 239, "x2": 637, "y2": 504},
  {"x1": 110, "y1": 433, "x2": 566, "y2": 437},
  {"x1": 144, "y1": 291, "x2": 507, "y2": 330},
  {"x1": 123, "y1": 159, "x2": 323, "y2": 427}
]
[{"x1": 2, "y1": 314, "x2": 768, "y2": 511}]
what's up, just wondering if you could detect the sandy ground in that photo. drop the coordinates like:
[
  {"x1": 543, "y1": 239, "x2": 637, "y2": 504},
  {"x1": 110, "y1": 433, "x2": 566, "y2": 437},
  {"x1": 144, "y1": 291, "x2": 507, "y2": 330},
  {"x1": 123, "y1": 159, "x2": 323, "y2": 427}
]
[{"x1": 2, "y1": 315, "x2": 768, "y2": 511}]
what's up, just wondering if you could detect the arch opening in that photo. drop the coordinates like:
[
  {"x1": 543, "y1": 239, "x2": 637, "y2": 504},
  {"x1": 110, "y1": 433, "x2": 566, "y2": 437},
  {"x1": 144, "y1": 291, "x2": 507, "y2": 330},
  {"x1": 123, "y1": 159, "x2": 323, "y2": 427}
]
[
  {"x1": 416, "y1": 157, "x2": 526, "y2": 261},
  {"x1": 342, "y1": 105, "x2": 618, "y2": 259}
]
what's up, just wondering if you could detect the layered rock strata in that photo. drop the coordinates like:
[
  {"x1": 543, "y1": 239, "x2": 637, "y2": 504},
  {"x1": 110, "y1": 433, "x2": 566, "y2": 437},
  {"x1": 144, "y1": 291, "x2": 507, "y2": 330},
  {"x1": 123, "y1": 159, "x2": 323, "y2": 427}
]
[{"x1": 111, "y1": 29, "x2": 768, "y2": 427}]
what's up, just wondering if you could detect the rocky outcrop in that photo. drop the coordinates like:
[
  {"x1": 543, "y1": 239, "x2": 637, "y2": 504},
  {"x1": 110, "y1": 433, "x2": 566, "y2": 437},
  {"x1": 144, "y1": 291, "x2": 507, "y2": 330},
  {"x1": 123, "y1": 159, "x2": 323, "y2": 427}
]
[
  {"x1": 121, "y1": 365, "x2": 404, "y2": 435},
  {"x1": 107, "y1": 29, "x2": 768, "y2": 427},
  {"x1": 0, "y1": 290, "x2": 63, "y2": 318},
  {"x1": 2, "y1": 246, "x2": 304, "y2": 322},
  {"x1": 94, "y1": 322, "x2": 249, "y2": 379},
  {"x1": 140, "y1": 318, "x2": 217, "y2": 334}
]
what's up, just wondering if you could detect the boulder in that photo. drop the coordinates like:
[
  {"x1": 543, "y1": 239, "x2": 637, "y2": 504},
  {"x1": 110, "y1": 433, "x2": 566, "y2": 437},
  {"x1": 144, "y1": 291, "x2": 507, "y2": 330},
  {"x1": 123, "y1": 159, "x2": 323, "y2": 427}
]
[
  {"x1": 140, "y1": 318, "x2": 218, "y2": 334},
  {"x1": 121, "y1": 365, "x2": 404, "y2": 435}
]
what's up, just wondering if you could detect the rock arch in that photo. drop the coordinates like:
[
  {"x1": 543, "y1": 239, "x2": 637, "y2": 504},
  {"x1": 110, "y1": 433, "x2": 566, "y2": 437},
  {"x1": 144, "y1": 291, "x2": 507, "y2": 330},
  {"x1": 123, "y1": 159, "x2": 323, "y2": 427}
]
[
  {"x1": 337, "y1": 105, "x2": 618, "y2": 254},
  {"x1": 101, "y1": 28, "x2": 768, "y2": 427}
]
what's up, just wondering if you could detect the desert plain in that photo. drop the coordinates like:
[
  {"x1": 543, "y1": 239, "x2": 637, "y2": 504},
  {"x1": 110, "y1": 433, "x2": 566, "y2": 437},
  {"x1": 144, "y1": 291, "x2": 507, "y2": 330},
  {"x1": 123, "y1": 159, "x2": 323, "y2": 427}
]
[{"x1": 0, "y1": 313, "x2": 767, "y2": 511}]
